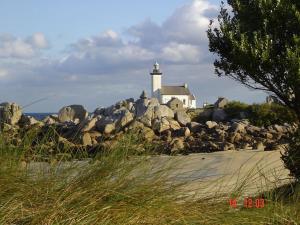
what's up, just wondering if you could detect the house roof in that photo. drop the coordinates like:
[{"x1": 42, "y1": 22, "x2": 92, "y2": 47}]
[{"x1": 160, "y1": 85, "x2": 192, "y2": 95}]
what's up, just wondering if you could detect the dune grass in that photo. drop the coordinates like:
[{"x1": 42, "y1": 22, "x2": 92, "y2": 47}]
[{"x1": 0, "y1": 132, "x2": 300, "y2": 224}]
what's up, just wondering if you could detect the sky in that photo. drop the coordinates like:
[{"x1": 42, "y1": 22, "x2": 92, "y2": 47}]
[{"x1": 0, "y1": 0, "x2": 266, "y2": 112}]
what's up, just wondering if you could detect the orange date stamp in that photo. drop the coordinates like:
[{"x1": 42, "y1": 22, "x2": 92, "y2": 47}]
[{"x1": 229, "y1": 197, "x2": 265, "y2": 208}]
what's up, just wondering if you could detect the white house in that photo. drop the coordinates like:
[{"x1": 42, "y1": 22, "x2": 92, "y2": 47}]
[{"x1": 150, "y1": 62, "x2": 196, "y2": 109}]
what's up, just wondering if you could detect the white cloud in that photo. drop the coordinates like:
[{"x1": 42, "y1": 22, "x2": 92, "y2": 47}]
[
  {"x1": 0, "y1": 35, "x2": 34, "y2": 58},
  {"x1": 0, "y1": 0, "x2": 267, "y2": 112},
  {"x1": 29, "y1": 33, "x2": 48, "y2": 49},
  {"x1": 161, "y1": 42, "x2": 202, "y2": 63},
  {"x1": 58, "y1": 0, "x2": 218, "y2": 73},
  {"x1": 0, "y1": 68, "x2": 8, "y2": 78},
  {"x1": 162, "y1": 0, "x2": 218, "y2": 45},
  {"x1": 58, "y1": 30, "x2": 155, "y2": 75},
  {"x1": 0, "y1": 33, "x2": 49, "y2": 59}
]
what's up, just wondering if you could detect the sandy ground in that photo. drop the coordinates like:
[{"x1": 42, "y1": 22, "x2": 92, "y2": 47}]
[
  {"x1": 153, "y1": 150, "x2": 292, "y2": 199},
  {"x1": 26, "y1": 149, "x2": 293, "y2": 200}
]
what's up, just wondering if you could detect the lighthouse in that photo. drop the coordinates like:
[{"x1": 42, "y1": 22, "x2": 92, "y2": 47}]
[
  {"x1": 150, "y1": 62, "x2": 162, "y2": 99},
  {"x1": 148, "y1": 62, "x2": 197, "y2": 108}
]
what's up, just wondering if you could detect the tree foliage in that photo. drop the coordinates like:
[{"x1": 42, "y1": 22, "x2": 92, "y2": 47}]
[
  {"x1": 207, "y1": 0, "x2": 300, "y2": 120},
  {"x1": 282, "y1": 128, "x2": 300, "y2": 180}
]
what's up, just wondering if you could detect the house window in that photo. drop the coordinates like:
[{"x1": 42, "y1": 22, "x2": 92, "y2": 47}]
[{"x1": 183, "y1": 99, "x2": 186, "y2": 105}]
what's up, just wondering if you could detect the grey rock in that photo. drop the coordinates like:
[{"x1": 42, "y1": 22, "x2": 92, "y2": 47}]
[
  {"x1": 93, "y1": 107, "x2": 105, "y2": 116},
  {"x1": 175, "y1": 111, "x2": 191, "y2": 126},
  {"x1": 135, "y1": 98, "x2": 160, "y2": 119},
  {"x1": 139, "y1": 115, "x2": 152, "y2": 127},
  {"x1": 274, "y1": 124, "x2": 284, "y2": 133},
  {"x1": 148, "y1": 98, "x2": 160, "y2": 107},
  {"x1": 228, "y1": 132, "x2": 242, "y2": 143},
  {"x1": 81, "y1": 133, "x2": 92, "y2": 146},
  {"x1": 170, "y1": 138, "x2": 185, "y2": 153},
  {"x1": 103, "y1": 123, "x2": 116, "y2": 135},
  {"x1": 241, "y1": 143, "x2": 253, "y2": 150},
  {"x1": 88, "y1": 131, "x2": 102, "y2": 144},
  {"x1": 58, "y1": 105, "x2": 88, "y2": 123},
  {"x1": 214, "y1": 97, "x2": 229, "y2": 109},
  {"x1": 0, "y1": 102, "x2": 22, "y2": 125},
  {"x1": 153, "y1": 105, "x2": 174, "y2": 119},
  {"x1": 128, "y1": 121, "x2": 145, "y2": 130},
  {"x1": 116, "y1": 110, "x2": 134, "y2": 131},
  {"x1": 254, "y1": 142, "x2": 265, "y2": 151},
  {"x1": 246, "y1": 125, "x2": 261, "y2": 135},
  {"x1": 135, "y1": 99, "x2": 149, "y2": 117},
  {"x1": 206, "y1": 121, "x2": 218, "y2": 129},
  {"x1": 207, "y1": 141, "x2": 220, "y2": 151},
  {"x1": 167, "y1": 98, "x2": 184, "y2": 111},
  {"x1": 212, "y1": 109, "x2": 227, "y2": 122},
  {"x1": 19, "y1": 115, "x2": 42, "y2": 127},
  {"x1": 260, "y1": 132, "x2": 273, "y2": 139},
  {"x1": 221, "y1": 142, "x2": 235, "y2": 151},
  {"x1": 189, "y1": 122, "x2": 202, "y2": 133},
  {"x1": 141, "y1": 127, "x2": 156, "y2": 142},
  {"x1": 169, "y1": 119, "x2": 181, "y2": 131},
  {"x1": 138, "y1": 107, "x2": 154, "y2": 127},
  {"x1": 177, "y1": 127, "x2": 191, "y2": 137},
  {"x1": 231, "y1": 122, "x2": 246, "y2": 133},
  {"x1": 95, "y1": 117, "x2": 114, "y2": 132},
  {"x1": 80, "y1": 117, "x2": 98, "y2": 132},
  {"x1": 126, "y1": 98, "x2": 134, "y2": 103},
  {"x1": 43, "y1": 116, "x2": 57, "y2": 125},
  {"x1": 127, "y1": 102, "x2": 135, "y2": 112},
  {"x1": 152, "y1": 118, "x2": 170, "y2": 133},
  {"x1": 140, "y1": 90, "x2": 147, "y2": 99}
]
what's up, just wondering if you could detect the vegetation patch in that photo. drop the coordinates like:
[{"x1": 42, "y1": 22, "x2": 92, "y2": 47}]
[{"x1": 224, "y1": 101, "x2": 298, "y2": 126}]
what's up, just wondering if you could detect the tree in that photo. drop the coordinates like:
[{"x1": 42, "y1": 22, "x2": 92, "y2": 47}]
[{"x1": 207, "y1": 0, "x2": 300, "y2": 121}]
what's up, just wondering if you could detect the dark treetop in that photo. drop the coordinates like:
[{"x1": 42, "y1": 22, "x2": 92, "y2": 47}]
[{"x1": 207, "y1": 0, "x2": 300, "y2": 120}]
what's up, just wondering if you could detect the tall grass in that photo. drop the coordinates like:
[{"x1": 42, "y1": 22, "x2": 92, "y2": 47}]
[{"x1": 0, "y1": 132, "x2": 299, "y2": 224}]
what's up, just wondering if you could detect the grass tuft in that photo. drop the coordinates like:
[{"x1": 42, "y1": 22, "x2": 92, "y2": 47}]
[{"x1": 0, "y1": 132, "x2": 299, "y2": 224}]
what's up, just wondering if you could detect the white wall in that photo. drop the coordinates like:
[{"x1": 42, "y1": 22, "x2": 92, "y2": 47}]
[{"x1": 190, "y1": 100, "x2": 197, "y2": 109}]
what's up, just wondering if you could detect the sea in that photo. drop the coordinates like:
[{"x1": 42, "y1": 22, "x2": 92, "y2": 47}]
[
  {"x1": 24, "y1": 112, "x2": 93, "y2": 121},
  {"x1": 24, "y1": 113, "x2": 57, "y2": 121}
]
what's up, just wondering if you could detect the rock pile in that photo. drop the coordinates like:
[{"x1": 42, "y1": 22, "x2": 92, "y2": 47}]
[{"x1": 0, "y1": 97, "x2": 297, "y2": 155}]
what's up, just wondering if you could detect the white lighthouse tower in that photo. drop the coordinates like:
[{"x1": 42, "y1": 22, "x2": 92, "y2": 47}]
[{"x1": 150, "y1": 62, "x2": 162, "y2": 99}]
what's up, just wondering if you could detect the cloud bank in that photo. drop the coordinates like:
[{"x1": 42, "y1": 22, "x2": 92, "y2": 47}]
[{"x1": 0, "y1": 0, "x2": 266, "y2": 112}]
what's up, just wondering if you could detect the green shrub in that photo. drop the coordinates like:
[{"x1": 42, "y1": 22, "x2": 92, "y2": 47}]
[
  {"x1": 189, "y1": 108, "x2": 214, "y2": 123},
  {"x1": 282, "y1": 129, "x2": 300, "y2": 181},
  {"x1": 224, "y1": 101, "x2": 250, "y2": 119},
  {"x1": 224, "y1": 101, "x2": 297, "y2": 126},
  {"x1": 249, "y1": 103, "x2": 298, "y2": 127}
]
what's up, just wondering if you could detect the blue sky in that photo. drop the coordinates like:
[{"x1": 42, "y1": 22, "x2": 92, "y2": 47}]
[
  {"x1": 0, "y1": 0, "x2": 195, "y2": 53},
  {"x1": 0, "y1": 0, "x2": 266, "y2": 112}
]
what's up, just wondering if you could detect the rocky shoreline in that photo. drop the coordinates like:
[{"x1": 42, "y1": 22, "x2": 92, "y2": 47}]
[{"x1": 0, "y1": 96, "x2": 298, "y2": 155}]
